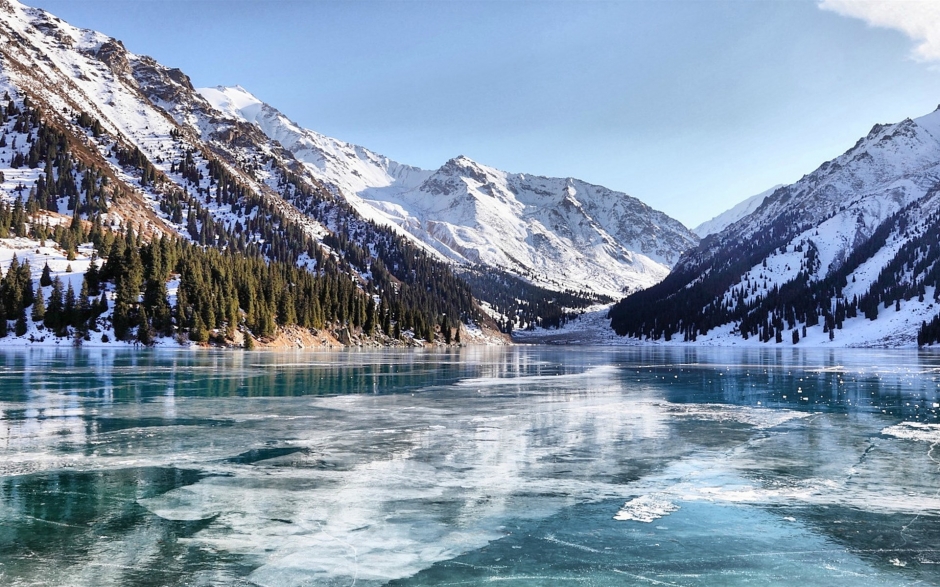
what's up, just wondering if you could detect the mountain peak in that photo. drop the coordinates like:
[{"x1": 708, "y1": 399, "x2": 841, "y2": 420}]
[
  {"x1": 444, "y1": 154, "x2": 481, "y2": 168},
  {"x1": 438, "y1": 155, "x2": 492, "y2": 183}
]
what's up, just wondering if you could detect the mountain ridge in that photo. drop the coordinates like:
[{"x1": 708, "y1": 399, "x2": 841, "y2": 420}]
[{"x1": 198, "y1": 85, "x2": 699, "y2": 299}]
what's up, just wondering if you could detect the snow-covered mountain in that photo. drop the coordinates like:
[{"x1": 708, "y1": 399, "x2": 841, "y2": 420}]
[
  {"x1": 0, "y1": 0, "x2": 504, "y2": 345},
  {"x1": 198, "y1": 86, "x2": 698, "y2": 298},
  {"x1": 693, "y1": 185, "x2": 781, "y2": 238},
  {"x1": 611, "y1": 105, "x2": 940, "y2": 347}
]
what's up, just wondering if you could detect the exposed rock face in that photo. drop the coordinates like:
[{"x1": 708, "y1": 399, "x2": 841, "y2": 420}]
[{"x1": 95, "y1": 39, "x2": 131, "y2": 78}]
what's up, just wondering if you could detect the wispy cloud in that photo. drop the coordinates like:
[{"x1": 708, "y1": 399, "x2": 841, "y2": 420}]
[{"x1": 820, "y1": 0, "x2": 940, "y2": 62}]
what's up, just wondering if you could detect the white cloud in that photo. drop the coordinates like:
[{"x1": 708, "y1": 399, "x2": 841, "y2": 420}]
[{"x1": 819, "y1": 0, "x2": 940, "y2": 62}]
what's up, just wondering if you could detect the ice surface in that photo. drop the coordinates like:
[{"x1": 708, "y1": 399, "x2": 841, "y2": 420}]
[
  {"x1": 2, "y1": 347, "x2": 940, "y2": 585},
  {"x1": 659, "y1": 402, "x2": 812, "y2": 429},
  {"x1": 882, "y1": 422, "x2": 940, "y2": 443}
]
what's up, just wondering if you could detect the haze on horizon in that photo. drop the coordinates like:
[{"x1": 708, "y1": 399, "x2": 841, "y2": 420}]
[{"x1": 23, "y1": 0, "x2": 940, "y2": 228}]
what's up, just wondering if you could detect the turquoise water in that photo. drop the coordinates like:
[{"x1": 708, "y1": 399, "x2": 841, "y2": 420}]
[{"x1": 1, "y1": 347, "x2": 940, "y2": 585}]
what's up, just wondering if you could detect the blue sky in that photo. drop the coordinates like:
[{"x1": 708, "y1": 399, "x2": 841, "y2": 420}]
[{"x1": 25, "y1": 0, "x2": 940, "y2": 227}]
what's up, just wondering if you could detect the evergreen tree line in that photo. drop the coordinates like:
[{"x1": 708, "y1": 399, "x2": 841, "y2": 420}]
[
  {"x1": 0, "y1": 233, "x2": 107, "y2": 341},
  {"x1": 97, "y1": 227, "x2": 382, "y2": 345},
  {"x1": 0, "y1": 207, "x2": 389, "y2": 344},
  {"x1": 0, "y1": 253, "x2": 36, "y2": 337},
  {"x1": 919, "y1": 314, "x2": 940, "y2": 347}
]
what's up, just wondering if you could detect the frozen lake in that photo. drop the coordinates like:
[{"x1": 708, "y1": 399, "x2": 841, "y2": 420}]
[{"x1": 1, "y1": 347, "x2": 940, "y2": 585}]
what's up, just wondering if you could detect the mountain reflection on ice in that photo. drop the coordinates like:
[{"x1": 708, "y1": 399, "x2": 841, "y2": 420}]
[{"x1": 1, "y1": 347, "x2": 939, "y2": 586}]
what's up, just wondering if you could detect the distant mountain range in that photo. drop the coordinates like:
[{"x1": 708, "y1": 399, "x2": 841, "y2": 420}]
[
  {"x1": 0, "y1": 0, "x2": 697, "y2": 344},
  {"x1": 199, "y1": 85, "x2": 698, "y2": 299}
]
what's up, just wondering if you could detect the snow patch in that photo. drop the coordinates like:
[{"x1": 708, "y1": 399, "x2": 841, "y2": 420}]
[{"x1": 613, "y1": 494, "x2": 680, "y2": 523}]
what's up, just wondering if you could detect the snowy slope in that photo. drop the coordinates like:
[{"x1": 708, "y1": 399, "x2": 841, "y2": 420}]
[
  {"x1": 699, "y1": 108, "x2": 940, "y2": 288},
  {"x1": 199, "y1": 86, "x2": 699, "y2": 298},
  {"x1": 198, "y1": 85, "x2": 431, "y2": 199},
  {"x1": 693, "y1": 185, "x2": 782, "y2": 238},
  {"x1": 729, "y1": 111, "x2": 940, "y2": 267}
]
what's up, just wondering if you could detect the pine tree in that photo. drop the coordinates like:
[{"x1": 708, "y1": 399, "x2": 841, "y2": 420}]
[
  {"x1": 112, "y1": 298, "x2": 130, "y2": 340},
  {"x1": 64, "y1": 282, "x2": 76, "y2": 328},
  {"x1": 364, "y1": 297, "x2": 376, "y2": 336},
  {"x1": 190, "y1": 314, "x2": 208, "y2": 343},
  {"x1": 441, "y1": 316, "x2": 451, "y2": 344},
  {"x1": 277, "y1": 289, "x2": 296, "y2": 326},
  {"x1": 100, "y1": 235, "x2": 125, "y2": 282},
  {"x1": 380, "y1": 298, "x2": 391, "y2": 336},
  {"x1": 31, "y1": 287, "x2": 45, "y2": 323},
  {"x1": 14, "y1": 308, "x2": 26, "y2": 336},
  {"x1": 85, "y1": 254, "x2": 100, "y2": 295},
  {"x1": 77, "y1": 279, "x2": 91, "y2": 332},
  {"x1": 18, "y1": 260, "x2": 32, "y2": 308},
  {"x1": 142, "y1": 275, "x2": 171, "y2": 336},
  {"x1": 45, "y1": 276, "x2": 63, "y2": 331},
  {"x1": 137, "y1": 305, "x2": 154, "y2": 346},
  {"x1": 112, "y1": 238, "x2": 143, "y2": 340},
  {"x1": 2, "y1": 254, "x2": 22, "y2": 316}
]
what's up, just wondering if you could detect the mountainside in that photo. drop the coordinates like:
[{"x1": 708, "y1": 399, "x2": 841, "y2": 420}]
[
  {"x1": 610, "y1": 105, "x2": 940, "y2": 347},
  {"x1": 693, "y1": 185, "x2": 781, "y2": 238},
  {"x1": 199, "y1": 86, "x2": 698, "y2": 300},
  {"x1": 0, "y1": 0, "x2": 500, "y2": 346}
]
